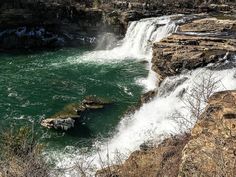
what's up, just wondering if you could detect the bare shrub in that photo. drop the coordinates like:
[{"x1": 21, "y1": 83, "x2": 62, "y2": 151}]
[
  {"x1": 170, "y1": 72, "x2": 221, "y2": 133},
  {"x1": 0, "y1": 126, "x2": 50, "y2": 177}
]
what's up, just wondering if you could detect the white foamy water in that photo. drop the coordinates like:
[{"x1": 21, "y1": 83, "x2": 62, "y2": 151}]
[{"x1": 52, "y1": 15, "x2": 236, "y2": 176}]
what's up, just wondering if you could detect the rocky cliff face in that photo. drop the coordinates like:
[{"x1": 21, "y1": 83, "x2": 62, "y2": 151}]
[
  {"x1": 96, "y1": 90, "x2": 236, "y2": 177},
  {"x1": 96, "y1": 134, "x2": 190, "y2": 177},
  {"x1": 0, "y1": 2, "x2": 111, "y2": 50},
  {"x1": 152, "y1": 18, "x2": 236, "y2": 83}
]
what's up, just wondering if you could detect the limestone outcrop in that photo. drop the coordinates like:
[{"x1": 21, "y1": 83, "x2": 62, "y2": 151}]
[
  {"x1": 178, "y1": 18, "x2": 236, "y2": 33},
  {"x1": 152, "y1": 18, "x2": 236, "y2": 82}
]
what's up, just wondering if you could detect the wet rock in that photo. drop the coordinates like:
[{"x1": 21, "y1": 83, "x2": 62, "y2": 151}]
[
  {"x1": 82, "y1": 95, "x2": 111, "y2": 109},
  {"x1": 140, "y1": 90, "x2": 157, "y2": 104},
  {"x1": 0, "y1": 27, "x2": 65, "y2": 50},
  {"x1": 41, "y1": 117, "x2": 76, "y2": 131},
  {"x1": 179, "y1": 90, "x2": 236, "y2": 177},
  {"x1": 41, "y1": 96, "x2": 111, "y2": 131},
  {"x1": 158, "y1": 76, "x2": 188, "y2": 97}
]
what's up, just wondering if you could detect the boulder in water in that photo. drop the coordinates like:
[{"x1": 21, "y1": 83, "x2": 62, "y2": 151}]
[{"x1": 41, "y1": 117, "x2": 77, "y2": 131}]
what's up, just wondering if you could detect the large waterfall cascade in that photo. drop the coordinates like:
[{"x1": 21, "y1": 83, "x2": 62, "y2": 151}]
[{"x1": 54, "y1": 15, "x2": 236, "y2": 176}]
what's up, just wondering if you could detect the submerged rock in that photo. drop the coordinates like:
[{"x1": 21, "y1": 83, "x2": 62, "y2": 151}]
[
  {"x1": 41, "y1": 96, "x2": 111, "y2": 131},
  {"x1": 82, "y1": 95, "x2": 111, "y2": 109},
  {"x1": 140, "y1": 90, "x2": 157, "y2": 104}
]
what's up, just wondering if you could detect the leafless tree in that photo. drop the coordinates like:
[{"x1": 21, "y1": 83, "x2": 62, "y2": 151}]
[{"x1": 170, "y1": 71, "x2": 221, "y2": 133}]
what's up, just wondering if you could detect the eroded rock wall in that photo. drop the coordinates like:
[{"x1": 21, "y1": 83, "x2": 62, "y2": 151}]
[{"x1": 1, "y1": 0, "x2": 235, "y2": 51}]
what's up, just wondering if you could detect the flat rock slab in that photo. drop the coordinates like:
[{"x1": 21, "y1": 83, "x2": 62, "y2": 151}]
[{"x1": 178, "y1": 18, "x2": 236, "y2": 33}]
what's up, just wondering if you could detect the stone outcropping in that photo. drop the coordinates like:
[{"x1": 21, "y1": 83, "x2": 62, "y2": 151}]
[
  {"x1": 179, "y1": 90, "x2": 236, "y2": 177},
  {"x1": 178, "y1": 18, "x2": 236, "y2": 33},
  {"x1": 96, "y1": 134, "x2": 190, "y2": 177},
  {"x1": 152, "y1": 18, "x2": 236, "y2": 82},
  {"x1": 41, "y1": 96, "x2": 111, "y2": 131}
]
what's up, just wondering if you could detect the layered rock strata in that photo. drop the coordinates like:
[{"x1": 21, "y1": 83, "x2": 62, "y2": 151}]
[{"x1": 152, "y1": 18, "x2": 236, "y2": 82}]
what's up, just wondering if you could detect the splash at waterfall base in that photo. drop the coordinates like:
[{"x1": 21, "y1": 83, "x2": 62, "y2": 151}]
[{"x1": 95, "y1": 17, "x2": 236, "y2": 177}]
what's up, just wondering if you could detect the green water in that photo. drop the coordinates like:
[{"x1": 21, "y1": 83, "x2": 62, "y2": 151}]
[{"x1": 0, "y1": 48, "x2": 148, "y2": 150}]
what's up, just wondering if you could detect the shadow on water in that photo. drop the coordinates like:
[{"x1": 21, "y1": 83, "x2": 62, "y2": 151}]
[{"x1": 52, "y1": 124, "x2": 93, "y2": 138}]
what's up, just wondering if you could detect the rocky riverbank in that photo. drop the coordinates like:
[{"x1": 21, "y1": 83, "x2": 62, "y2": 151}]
[
  {"x1": 1, "y1": 0, "x2": 235, "y2": 51},
  {"x1": 96, "y1": 15, "x2": 236, "y2": 177}
]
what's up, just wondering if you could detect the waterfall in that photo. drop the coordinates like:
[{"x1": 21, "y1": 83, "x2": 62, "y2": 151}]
[
  {"x1": 71, "y1": 16, "x2": 178, "y2": 90},
  {"x1": 54, "y1": 15, "x2": 236, "y2": 176},
  {"x1": 72, "y1": 15, "x2": 177, "y2": 63},
  {"x1": 118, "y1": 17, "x2": 177, "y2": 59}
]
